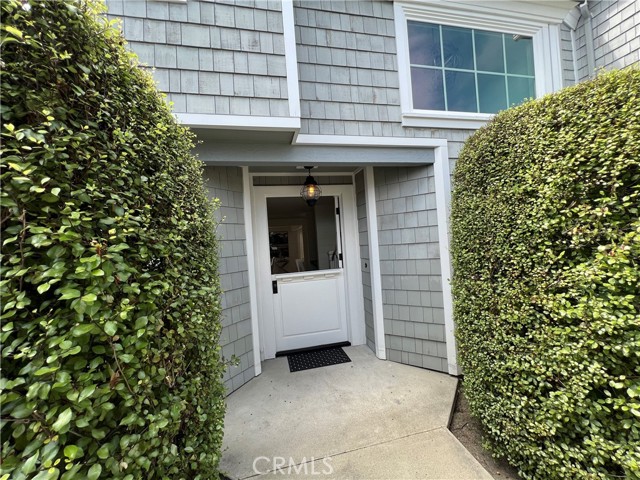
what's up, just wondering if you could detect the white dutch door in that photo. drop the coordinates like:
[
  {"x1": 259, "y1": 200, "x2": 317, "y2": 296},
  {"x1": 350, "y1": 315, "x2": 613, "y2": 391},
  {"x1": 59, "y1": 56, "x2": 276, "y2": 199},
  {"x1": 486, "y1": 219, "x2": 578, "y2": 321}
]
[{"x1": 254, "y1": 187, "x2": 350, "y2": 355}]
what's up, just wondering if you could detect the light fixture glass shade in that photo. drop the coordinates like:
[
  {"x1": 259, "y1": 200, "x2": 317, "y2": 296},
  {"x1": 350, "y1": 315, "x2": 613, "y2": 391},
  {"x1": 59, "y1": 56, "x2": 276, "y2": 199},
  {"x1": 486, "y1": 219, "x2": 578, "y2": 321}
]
[{"x1": 301, "y1": 173, "x2": 322, "y2": 207}]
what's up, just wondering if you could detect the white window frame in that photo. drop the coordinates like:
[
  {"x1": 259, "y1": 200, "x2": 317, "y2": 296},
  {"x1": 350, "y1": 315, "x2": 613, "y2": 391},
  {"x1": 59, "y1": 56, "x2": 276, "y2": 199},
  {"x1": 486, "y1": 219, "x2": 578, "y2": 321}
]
[{"x1": 394, "y1": 1, "x2": 563, "y2": 129}]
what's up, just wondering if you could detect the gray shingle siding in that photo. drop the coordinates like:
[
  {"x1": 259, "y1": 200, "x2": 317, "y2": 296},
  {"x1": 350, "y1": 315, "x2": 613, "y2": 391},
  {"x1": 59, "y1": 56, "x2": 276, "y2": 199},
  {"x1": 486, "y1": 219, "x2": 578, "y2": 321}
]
[
  {"x1": 294, "y1": 0, "x2": 405, "y2": 137},
  {"x1": 106, "y1": 0, "x2": 289, "y2": 116},
  {"x1": 204, "y1": 166, "x2": 254, "y2": 394},
  {"x1": 573, "y1": 0, "x2": 639, "y2": 82},
  {"x1": 293, "y1": 0, "x2": 482, "y2": 148},
  {"x1": 375, "y1": 166, "x2": 448, "y2": 373},
  {"x1": 560, "y1": 23, "x2": 576, "y2": 88},
  {"x1": 355, "y1": 172, "x2": 375, "y2": 353}
]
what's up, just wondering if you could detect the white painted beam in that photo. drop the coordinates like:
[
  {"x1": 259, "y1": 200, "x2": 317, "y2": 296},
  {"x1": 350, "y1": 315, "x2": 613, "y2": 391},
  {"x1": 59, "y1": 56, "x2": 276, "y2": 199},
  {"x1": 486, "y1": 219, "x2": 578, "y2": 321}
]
[{"x1": 175, "y1": 113, "x2": 300, "y2": 131}]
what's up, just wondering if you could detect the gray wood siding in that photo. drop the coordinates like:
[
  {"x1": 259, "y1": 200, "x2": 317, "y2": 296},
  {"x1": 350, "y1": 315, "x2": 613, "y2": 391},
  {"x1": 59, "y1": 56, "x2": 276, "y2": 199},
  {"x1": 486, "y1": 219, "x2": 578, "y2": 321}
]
[
  {"x1": 574, "y1": 0, "x2": 639, "y2": 82},
  {"x1": 204, "y1": 166, "x2": 254, "y2": 394},
  {"x1": 106, "y1": 0, "x2": 289, "y2": 116},
  {"x1": 560, "y1": 23, "x2": 576, "y2": 87},
  {"x1": 375, "y1": 166, "x2": 448, "y2": 373},
  {"x1": 292, "y1": 0, "x2": 479, "y2": 155}
]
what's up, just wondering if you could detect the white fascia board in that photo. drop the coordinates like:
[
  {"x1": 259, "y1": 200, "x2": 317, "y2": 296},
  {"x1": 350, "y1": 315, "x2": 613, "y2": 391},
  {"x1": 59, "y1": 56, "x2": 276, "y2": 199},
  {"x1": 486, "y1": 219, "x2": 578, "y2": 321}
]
[
  {"x1": 175, "y1": 113, "x2": 300, "y2": 131},
  {"x1": 281, "y1": 0, "x2": 301, "y2": 119},
  {"x1": 402, "y1": 113, "x2": 491, "y2": 130},
  {"x1": 294, "y1": 134, "x2": 447, "y2": 148}
]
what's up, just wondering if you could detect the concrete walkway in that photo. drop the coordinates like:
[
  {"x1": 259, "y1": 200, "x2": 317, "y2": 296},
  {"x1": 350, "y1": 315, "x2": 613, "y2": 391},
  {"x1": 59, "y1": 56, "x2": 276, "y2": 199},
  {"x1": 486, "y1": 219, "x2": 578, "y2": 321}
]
[{"x1": 221, "y1": 346, "x2": 492, "y2": 479}]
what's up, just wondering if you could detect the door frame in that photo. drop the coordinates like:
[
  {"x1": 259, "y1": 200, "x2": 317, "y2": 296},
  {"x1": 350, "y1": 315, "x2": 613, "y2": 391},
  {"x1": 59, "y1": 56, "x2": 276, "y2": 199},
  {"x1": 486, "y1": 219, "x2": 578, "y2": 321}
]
[{"x1": 251, "y1": 184, "x2": 366, "y2": 360}]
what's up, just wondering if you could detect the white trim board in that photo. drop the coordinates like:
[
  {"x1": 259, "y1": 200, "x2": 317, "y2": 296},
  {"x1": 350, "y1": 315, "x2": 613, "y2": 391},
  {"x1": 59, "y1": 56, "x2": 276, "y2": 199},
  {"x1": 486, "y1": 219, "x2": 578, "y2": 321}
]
[
  {"x1": 175, "y1": 113, "x2": 300, "y2": 131},
  {"x1": 242, "y1": 167, "x2": 262, "y2": 376},
  {"x1": 433, "y1": 147, "x2": 459, "y2": 376},
  {"x1": 364, "y1": 167, "x2": 387, "y2": 360},
  {"x1": 281, "y1": 0, "x2": 301, "y2": 119},
  {"x1": 294, "y1": 135, "x2": 447, "y2": 148},
  {"x1": 398, "y1": 1, "x2": 573, "y2": 33}
]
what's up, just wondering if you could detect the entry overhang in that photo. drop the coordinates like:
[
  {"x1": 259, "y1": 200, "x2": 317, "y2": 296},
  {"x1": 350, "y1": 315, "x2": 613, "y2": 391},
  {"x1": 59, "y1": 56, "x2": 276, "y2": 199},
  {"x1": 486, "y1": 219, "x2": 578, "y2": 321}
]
[{"x1": 196, "y1": 144, "x2": 436, "y2": 167}]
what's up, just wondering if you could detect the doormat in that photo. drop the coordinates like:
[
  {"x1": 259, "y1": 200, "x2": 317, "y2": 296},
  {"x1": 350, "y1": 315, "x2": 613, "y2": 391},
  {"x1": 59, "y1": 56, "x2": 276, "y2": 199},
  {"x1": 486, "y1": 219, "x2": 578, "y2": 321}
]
[{"x1": 287, "y1": 347, "x2": 351, "y2": 373}]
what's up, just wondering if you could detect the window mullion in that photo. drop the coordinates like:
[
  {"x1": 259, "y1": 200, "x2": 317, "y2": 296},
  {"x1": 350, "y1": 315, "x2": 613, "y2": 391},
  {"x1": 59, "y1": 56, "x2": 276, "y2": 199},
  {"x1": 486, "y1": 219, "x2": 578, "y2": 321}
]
[
  {"x1": 472, "y1": 29, "x2": 479, "y2": 113},
  {"x1": 439, "y1": 25, "x2": 448, "y2": 111},
  {"x1": 502, "y1": 34, "x2": 510, "y2": 107}
]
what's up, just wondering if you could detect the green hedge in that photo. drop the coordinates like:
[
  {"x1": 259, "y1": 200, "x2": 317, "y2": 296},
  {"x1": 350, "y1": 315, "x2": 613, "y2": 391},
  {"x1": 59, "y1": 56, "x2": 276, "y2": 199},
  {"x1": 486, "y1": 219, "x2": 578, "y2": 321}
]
[
  {"x1": 451, "y1": 69, "x2": 640, "y2": 479},
  {"x1": 1, "y1": 1, "x2": 225, "y2": 478}
]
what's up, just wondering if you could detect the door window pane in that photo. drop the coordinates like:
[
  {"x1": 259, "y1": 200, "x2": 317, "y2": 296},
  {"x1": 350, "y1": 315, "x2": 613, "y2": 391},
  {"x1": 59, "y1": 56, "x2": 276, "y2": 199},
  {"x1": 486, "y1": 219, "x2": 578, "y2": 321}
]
[
  {"x1": 411, "y1": 67, "x2": 445, "y2": 110},
  {"x1": 475, "y1": 31, "x2": 505, "y2": 73},
  {"x1": 505, "y1": 36, "x2": 535, "y2": 76},
  {"x1": 508, "y1": 76, "x2": 535, "y2": 106},
  {"x1": 442, "y1": 26, "x2": 474, "y2": 70},
  {"x1": 408, "y1": 21, "x2": 441, "y2": 67},
  {"x1": 445, "y1": 71, "x2": 477, "y2": 112},
  {"x1": 478, "y1": 74, "x2": 507, "y2": 113},
  {"x1": 267, "y1": 196, "x2": 340, "y2": 274}
]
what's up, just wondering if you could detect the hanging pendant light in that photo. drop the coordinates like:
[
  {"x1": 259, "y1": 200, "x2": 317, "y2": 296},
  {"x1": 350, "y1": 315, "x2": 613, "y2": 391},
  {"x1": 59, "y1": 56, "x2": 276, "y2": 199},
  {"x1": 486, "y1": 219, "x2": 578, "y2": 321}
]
[{"x1": 300, "y1": 166, "x2": 322, "y2": 207}]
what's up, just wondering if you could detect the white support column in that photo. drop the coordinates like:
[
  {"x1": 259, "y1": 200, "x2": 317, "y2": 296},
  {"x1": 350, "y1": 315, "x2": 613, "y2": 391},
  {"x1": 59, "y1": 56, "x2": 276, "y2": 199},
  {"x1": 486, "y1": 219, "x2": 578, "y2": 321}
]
[
  {"x1": 242, "y1": 167, "x2": 262, "y2": 376},
  {"x1": 433, "y1": 145, "x2": 460, "y2": 376},
  {"x1": 364, "y1": 166, "x2": 386, "y2": 360}
]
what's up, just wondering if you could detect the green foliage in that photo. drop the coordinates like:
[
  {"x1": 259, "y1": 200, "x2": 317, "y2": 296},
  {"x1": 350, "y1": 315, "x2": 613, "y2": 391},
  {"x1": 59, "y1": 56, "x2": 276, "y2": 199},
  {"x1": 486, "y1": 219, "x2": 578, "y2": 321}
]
[
  {"x1": 451, "y1": 69, "x2": 640, "y2": 479},
  {"x1": 1, "y1": 1, "x2": 225, "y2": 478}
]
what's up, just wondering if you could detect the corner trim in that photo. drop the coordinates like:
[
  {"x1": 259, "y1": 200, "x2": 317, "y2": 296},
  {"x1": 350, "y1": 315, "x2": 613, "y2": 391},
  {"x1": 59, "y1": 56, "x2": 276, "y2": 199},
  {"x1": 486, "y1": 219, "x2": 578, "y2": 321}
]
[
  {"x1": 281, "y1": 0, "x2": 301, "y2": 118},
  {"x1": 433, "y1": 145, "x2": 460, "y2": 376},
  {"x1": 364, "y1": 167, "x2": 387, "y2": 360},
  {"x1": 242, "y1": 167, "x2": 262, "y2": 376},
  {"x1": 175, "y1": 113, "x2": 300, "y2": 131}
]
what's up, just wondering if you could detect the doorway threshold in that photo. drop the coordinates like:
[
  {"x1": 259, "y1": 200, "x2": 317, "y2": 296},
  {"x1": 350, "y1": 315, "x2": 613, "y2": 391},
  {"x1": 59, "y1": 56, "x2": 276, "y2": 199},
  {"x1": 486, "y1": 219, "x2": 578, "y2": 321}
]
[{"x1": 275, "y1": 341, "x2": 351, "y2": 357}]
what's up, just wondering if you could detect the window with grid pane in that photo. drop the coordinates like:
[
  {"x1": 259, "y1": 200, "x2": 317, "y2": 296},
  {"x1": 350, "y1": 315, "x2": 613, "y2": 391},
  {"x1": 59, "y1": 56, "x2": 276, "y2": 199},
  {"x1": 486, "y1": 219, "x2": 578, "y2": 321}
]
[{"x1": 408, "y1": 21, "x2": 536, "y2": 114}]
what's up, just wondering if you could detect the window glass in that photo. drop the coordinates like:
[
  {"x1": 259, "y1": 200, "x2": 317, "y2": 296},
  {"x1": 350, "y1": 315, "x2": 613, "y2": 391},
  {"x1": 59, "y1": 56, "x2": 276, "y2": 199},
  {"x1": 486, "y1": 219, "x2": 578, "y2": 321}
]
[
  {"x1": 505, "y1": 36, "x2": 535, "y2": 76},
  {"x1": 442, "y1": 26, "x2": 473, "y2": 70},
  {"x1": 508, "y1": 76, "x2": 535, "y2": 106},
  {"x1": 407, "y1": 21, "x2": 535, "y2": 114},
  {"x1": 474, "y1": 31, "x2": 504, "y2": 73},
  {"x1": 445, "y1": 71, "x2": 477, "y2": 112},
  {"x1": 267, "y1": 196, "x2": 340, "y2": 274},
  {"x1": 411, "y1": 67, "x2": 445, "y2": 110},
  {"x1": 408, "y1": 21, "x2": 441, "y2": 67},
  {"x1": 478, "y1": 74, "x2": 507, "y2": 113}
]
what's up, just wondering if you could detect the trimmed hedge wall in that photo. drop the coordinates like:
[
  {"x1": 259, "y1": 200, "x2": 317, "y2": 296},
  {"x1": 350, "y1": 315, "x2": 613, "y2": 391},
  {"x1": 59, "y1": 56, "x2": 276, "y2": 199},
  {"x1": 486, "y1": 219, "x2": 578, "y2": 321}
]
[
  {"x1": 1, "y1": 1, "x2": 225, "y2": 478},
  {"x1": 451, "y1": 69, "x2": 639, "y2": 479}
]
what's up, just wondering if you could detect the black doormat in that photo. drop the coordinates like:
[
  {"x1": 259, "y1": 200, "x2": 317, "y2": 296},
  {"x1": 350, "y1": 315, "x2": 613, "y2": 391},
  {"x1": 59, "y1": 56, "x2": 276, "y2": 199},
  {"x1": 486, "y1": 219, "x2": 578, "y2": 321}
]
[{"x1": 287, "y1": 347, "x2": 351, "y2": 372}]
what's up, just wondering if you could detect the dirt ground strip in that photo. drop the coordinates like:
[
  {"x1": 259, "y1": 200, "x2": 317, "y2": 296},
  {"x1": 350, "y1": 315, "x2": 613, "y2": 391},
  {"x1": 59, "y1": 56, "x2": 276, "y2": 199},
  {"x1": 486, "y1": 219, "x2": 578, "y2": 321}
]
[{"x1": 449, "y1": 383, "x2": 521, "y2": 480}]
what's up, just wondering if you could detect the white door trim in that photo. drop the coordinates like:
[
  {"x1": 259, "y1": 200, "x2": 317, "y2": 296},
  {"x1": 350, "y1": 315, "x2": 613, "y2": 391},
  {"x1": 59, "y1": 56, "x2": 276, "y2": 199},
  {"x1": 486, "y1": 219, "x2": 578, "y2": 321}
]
[{"x1": 252, "y1": 185, "x2": 365, "y2": 360}]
